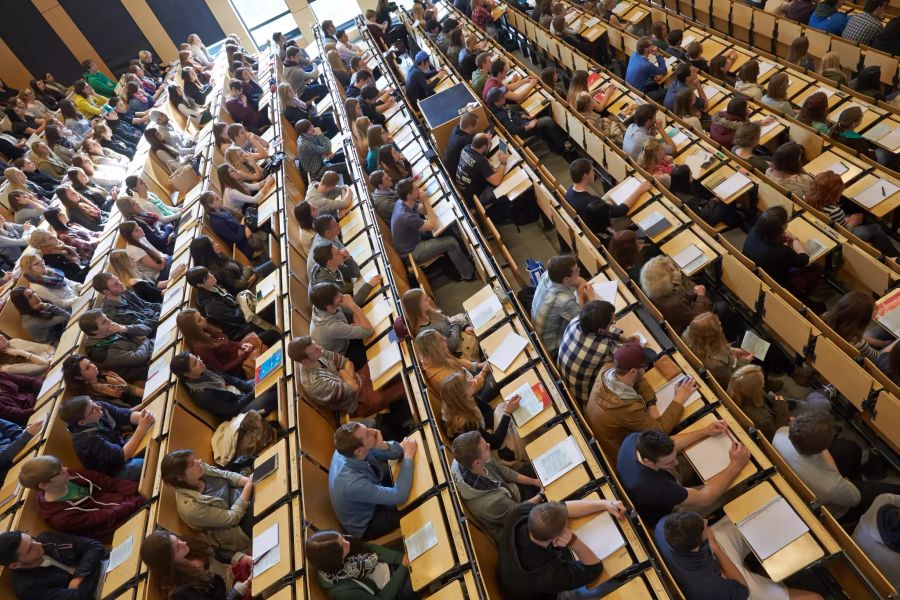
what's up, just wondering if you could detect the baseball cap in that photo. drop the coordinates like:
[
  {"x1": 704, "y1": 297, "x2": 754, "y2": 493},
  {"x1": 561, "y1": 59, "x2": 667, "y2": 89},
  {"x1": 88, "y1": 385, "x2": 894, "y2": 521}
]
[
  {"x1": 415, "y1": 50, "x2": 430, "y2": 64},
  {"x1": 485, "y1": 87, "x2": 506, "y2": 105},
  {"x1": 613, "y1": 343, "x2": 648, "y2": 371}
]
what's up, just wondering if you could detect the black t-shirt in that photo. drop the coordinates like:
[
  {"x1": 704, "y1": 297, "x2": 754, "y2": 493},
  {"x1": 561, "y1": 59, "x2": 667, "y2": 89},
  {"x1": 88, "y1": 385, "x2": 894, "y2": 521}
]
[
  {"x1": 565, "y1": 187, "x2": 628, "y2": 233},
  {"x1": 455, "y1": 145, "x2": 494, "y2": 202},
  {"x1": 498, "y1": 503, "x2": 604, "y2": 599},
  {"x1": 742, "y1": 228, "x2": 809, "y2": 288},
  {"x1": 360, "y1": 99, "x2": 386, "y2": 125},
  {"x1": 616, "y1": 432, "x2": 688, "y2": 527},
  {"x1": 443, "y1": 126, "x2": 474, "y2": 179}
]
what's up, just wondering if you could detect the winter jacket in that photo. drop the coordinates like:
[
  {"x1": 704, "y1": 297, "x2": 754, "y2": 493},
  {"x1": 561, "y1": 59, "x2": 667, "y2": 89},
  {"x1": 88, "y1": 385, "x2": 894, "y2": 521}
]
[
  {"x1": 0, "y1": 372, "x2": 40, "y2": 425},
  {"x1": 585, "y1": 365, "x2": 684, "y2": 458},
  {"x1": 36, "y1": 469, "x2": 145, "y2": 543},
  {"x1": 9, "y1": 531, "x2": 106, "y2": 600},
  {"x1": 316, "y1": 543, "x2": 411, "y2": 600},
  {"x1": 450, "y1": 459, "x2": 522, "y2": 542},
  {"x1": 173, "y1": 462, "x2": 251, "y2": 552},
  {"x1": 84, "y1": 323, "x2": 154, "y2": 382},
  {"x1": 197, "y1": 287, "x2": 255, "y2": 340},
  {"x1": 183, "y1": 369, "x2": 255, "y2": 422},
  {"x1": 67, "y1": 401, "x2": 134, "y2": 477}
]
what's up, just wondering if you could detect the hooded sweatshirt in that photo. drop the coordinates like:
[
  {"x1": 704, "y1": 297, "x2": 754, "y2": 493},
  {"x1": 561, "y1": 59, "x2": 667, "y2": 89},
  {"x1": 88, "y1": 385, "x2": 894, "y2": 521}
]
[
  {"x1": 585, "y1": 366, "x2": 684, "y2": 458},
  {"x1": 450, "y1": 459, "x2": 522, "y2": 543},
  {"x1": 67, "y1": 400, "x2": 133, "y2": 477},
  {"x1": 84, "y1": 323, "x2": 154, "y2": 382},
  {"x1": 37, "y1": 469, "x2": 145, "y2": 543}
]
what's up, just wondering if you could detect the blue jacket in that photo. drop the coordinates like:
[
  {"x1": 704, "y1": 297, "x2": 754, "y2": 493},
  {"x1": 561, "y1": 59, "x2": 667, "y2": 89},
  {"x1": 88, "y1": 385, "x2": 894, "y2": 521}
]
[
  {"x1": 808, "y1": 8, "x2": 849, "y2": 35},
  {"x1": 328, "y1": 442, "x2": 413, "y2": 536},
  {"x1": 208, "y1": 209, "x2": 254, "y2": 261},
  {"x1": 10, "y1": 531, "x2": 106, "y2": 600},
  {"x1": 67, "y1": 401, "x2": 133, "y2": 477},
  {"x1": 625, "y1": 52, "x2": 667, "y2": 92}
]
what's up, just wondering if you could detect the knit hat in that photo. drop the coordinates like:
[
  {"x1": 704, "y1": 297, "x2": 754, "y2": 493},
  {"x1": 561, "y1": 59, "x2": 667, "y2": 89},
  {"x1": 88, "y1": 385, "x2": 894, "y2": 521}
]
[
  {"x1": 614, "y1": 343, "x2": 648, "y2": 371},
  {"x1": 415, "y1": 51, "x2": 430, "y2": 64}
]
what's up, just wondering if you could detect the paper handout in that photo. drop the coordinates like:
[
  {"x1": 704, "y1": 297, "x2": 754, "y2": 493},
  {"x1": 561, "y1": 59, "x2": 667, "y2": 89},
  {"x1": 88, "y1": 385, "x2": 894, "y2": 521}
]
[{"x1": 533, "y1": 436, "x2": 585, "y2": 486}]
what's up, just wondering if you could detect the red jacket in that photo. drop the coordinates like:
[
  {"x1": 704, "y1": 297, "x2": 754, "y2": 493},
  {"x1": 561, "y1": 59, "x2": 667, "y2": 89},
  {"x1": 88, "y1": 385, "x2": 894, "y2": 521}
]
[
  {"x1": 193, "y1": 332, "x2": 249, "y2": 377},
  {"x1": 37, "y1": 469, "x2": 146, "y2": 543},
  {"x1": 0, "y1": 372, "x2": 40, "y2": 425}
]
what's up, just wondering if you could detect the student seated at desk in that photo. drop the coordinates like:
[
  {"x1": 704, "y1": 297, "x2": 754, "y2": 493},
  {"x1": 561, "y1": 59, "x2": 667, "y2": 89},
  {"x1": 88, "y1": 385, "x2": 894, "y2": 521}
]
[
  {"x1": 401, "y1": 288, "x2": 474, "y2": 358},
  {"x1": 711, "y1": 97, "x2": 757, "y2": 148},
  {"x1": 669, "y1": 165, "x2": 741, "y2": 228},
  {"x1": 311, "y1": 244, "x2": 381, "y2": 306},
  {"x1": 452, "y1": 430, "x2": 541, "y2": 542},
  {"x1": 625, "y1": 37, "x2": 668, "y2": 102},
  {"x1": 0, "y1": 366, "x2": 40, "y2": 426},
  {"x1": 497, "y1": 499, "x2": 627, "y2": 599},
  {"x1": 0, "y1": 333, "x2": 51, "y2": 377},
  {"x1": 141, "y1": 529, "x2": 253, "y2": 600},
  {"x1": 19, "y1": 254, "x2": 84, "y2": 310},
  {"x1": 532, "y1": 255, "x2": 597, "y2": 357},
  {"x1": 742, "y1": 206, "x2": 822, "y2": 308},
  {"x1": 734, "y1": 61, "x2": 764, "y2": 100},
  {"x1": 685, "y1": 42, "x2": 712, "y2": 74},
  {"x1": 161, "y1": 449, "x2": 254, "y2": 554},
  {"x1": 295, "y1": 201, "x2": 319, "y2": 256},
  {"x1": 456, "y1": 132, "x2": 515, "y2": 224},
  {"x1": 310, "y1": 283, "x2": 375, "y2": 369},
  {"x1": 187, "y1": 266, "x2": 282, "y2": 346},
  {"x1": 824, "y1": 291, "x2": 890, "y2": 360},
  {"x1": 44, "y1": 207, "x2": 100, "y2": 263},
  {"x1": 177, "y1": 309, "x2": 264, "y2": 379},
  {"x1": 483, "y1": 59, "x2": 538, "y2": 105},
  {"x1": 307, "y1": 214, "x2": 362, "y2": 281},
  {"x1": 59, "y1": 396, "x2": 154, "y2": 481},
  {"x1": 766, "y1": 142, "x2": 814, "y2": 198},
  {"x1": 664, "y1": 63, "x2": 707, "y2": 115},
  {"x1": 79, "y1": 309, "x2": 154, "y2": 383},
  {"x1": 289, "y1": 336, "x2": 408, "y2": 420},
  {"x1": 657, "y1": 511, "x2": 824, "y2": 600},
  {"x1": 727, "y1": 365, "x2": 789, "y2": 441},
  {"x1": 485, "y1": 88, "x2": 575, "y2": 159},
  {"x1": 406, "y1": 51, "x2": 442, "y2": 107},
  {"x1": 617, "y1": 429, "x2": 751, "y2": 526},
  {"x1": 119, "y1": 221, "x2": 174, "y2": 284},
  {"x1": 227, "y1": 123, "x2": 269, "y2": 162},
  {"x1": 93, "y1": 272, "x2": 161, "y2": 332},
  {"x1": 586, "y1": 343, "x2": 693, "y2": 457},
  {"x1": 623, "y1": 104, "x2": 675, "y2": 160},
  {"x1": 19, "y1": 454, "x2": 146, "y2": 543},
  {"x1": 306, "y1": 171, "x2": 354, "y2": 218},
  {"x1": 638, "y1": 138, "x2": 675, "y2": 187},
  {"x1": 0, "y1": 529, "x2": 106, "y2": 600},
  {"x1": 391, "y1": 178, "x2": 477, "y2": 281},
  {"x1": 471, "y1": 52, "x2": 493, "y2": 98},
  {"x1": 0, "y1": 418, "x2": 41, "y2": 485},
  {"x1": 608, "y1": 230, "x2": 662, "y2": 281},
  {"x1": 639, "y1": 256, "x2": 713, "y2": 334},
  {"x1": 172, "y1": 352, "x2": 276, "y2": 421},
  {"x1": 842, "y1": 0, "x2": 888, "y2": 46},
  {"x1": 682, "y1": 312, "x2": 752, "y2": 388},
  {"x1": 558, "y1": 301, "x2": 632, "y2": 408},
  {"x1": 9, "y1": 287, "x2": 70, "y2": 345},
  {"x1": 328, "y1": 421, "x2": 418, "y2": 539},
  {"x1": 359, "y1": 86, "x2": 396, "y2": 128},
  {"x1": 370, "y1": 170, "x2": 399, "y2": 225},
  {"x1": 307, "y1": 530, "x2": 414, "y2": 599},
  {"x1": 415, "y1": 328, "x2": 497, "y2": 409},
  {"x1": 806, "y1": 172, "x2": 897, "y2": 257},
  {"x1": 297, "y1": 119, "x2": 350, "y2": 182},
  {"x1": 444, "y1": 110, "x2": 479, "y2": 180},
  {"x1": 191, "y1": 235, "x2": 275, "y2": 295},
  {"x1": 566, "y1": 159, "x2": 645, "y2": 236},
  {"x1": 773, "y1": 411, "x2": 900, "y2": 525},
  {"x1": 63, "y1": 354, "x2": 143, "y2": 408},
  {"x1": 199, "y1": 191, "x2": 268, "y2": 264},
  {"x1": 852, "y1": 494, "x2": 900, "y2": 592}
]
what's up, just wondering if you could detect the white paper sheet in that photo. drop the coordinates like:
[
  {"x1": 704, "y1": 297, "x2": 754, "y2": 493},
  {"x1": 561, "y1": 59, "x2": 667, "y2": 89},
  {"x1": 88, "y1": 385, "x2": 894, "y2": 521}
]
[
  {"x1": 607, "y1": 177, "x2": 642, "y2": 205},
  {"x1": 533, "y1": 435, "x2": 585, "y2": 486},
  {"x1": 583, "y1": 16, "x2": 600, "y2": 27},
  {"x1": 510, "y1": 381, "x2": 546, "y2": 427},
  {"x1": 671, "y1": 244, "x2": 704, "y2": 269},
  {"x1": 702, "y1": 85, "x2": 719, "y2": 101},
  {"x1": 862, "y1": 121, "x2": 892, "y2": 142},
  {"x1": 757, "y1": 61, "x2": 775, "y2": 76},
  {"x1": 856, "y1": 179, "x2": 900, "y2": 209},
  {"x1": 369, "y1": 343, "x2": 402, "y2": 381},
  {"x1": 740, "y1": 330, "x2": 771, "y2": 360},
  {"x1": 737, "y1": 496, "x2": 809, "y2": 560},
  {"x1": 254, "y1": 523, "x2": 279, "y2": 556},
  {"x1": 655, "y1": 376, "x2": 702, "y2": 414},
  {"x1": 106, "y1": 535, "x2": 134, "y2": 573},
  {"x1": 713, "y1": 172, "x2": 752, "y2": 199},
  {"x1": 405, "y1": 522, "x2": 439, "y2": 561},
  {"x1": 759, "y1": 120, "x2": 780, "y2": 137},
  {"x1": 253, "y1": 544, "x2": 280, "y2": 578},
  {"x1": 592, "y1": 280, "x2": 619, "y2": 305},
  {"x1": 364, "y1": 300, "x2": 393, "y2": 326},
  {"x1": 684, "y1": 151, "x2": 711, "y2": 178},
  {"x1": 468, "y1": 293, "x2": 503, "y2": 330},
  {"x1": 827, "y1": 162, "x2": 849, "y2": 176},
  {"x1": 487, "y1": 331, "x2": 528, "y2": 371},
  {"x1": 575, "y1": 511, "x2": 626, "y2": 561},
  {"x1": 612, "y1": 1, "x2": 630, "y2": 15},
  {"x1": 668, "y1": 127, "x2": 690, "y2": 147},
  {"x1": 803, "y1": 238, "x2": 826, "y2": 259},
  {"x1": 878, "y1": 127, "x2": 900, "y2": 150},
  {"x1": 684, "y1": 433, "x2": 733, "y2": 480},
  {"x1": 681, "y1": 34, "x2": 697, "y2": 46}
]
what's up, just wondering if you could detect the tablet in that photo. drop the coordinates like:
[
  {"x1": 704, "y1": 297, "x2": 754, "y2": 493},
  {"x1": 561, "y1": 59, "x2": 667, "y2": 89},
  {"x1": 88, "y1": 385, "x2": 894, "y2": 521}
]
[{"x1": 253, "y1": 454, "x2": 278, "y2": 483}]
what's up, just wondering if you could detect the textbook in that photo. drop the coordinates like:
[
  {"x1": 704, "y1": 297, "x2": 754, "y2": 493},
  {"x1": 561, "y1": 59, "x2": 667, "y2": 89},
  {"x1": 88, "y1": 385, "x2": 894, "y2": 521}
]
[
  {"x1": 509, "y1": 380, "x2": 552, "y2": 427},
  {"x1": 255, "y1": 348, "x2": 283, "y2": 385},
  {"x1": 737, "y1": 496, "x2": 808, "y2": 560},
  {"x1": 856, "y1": 179, "x2": 899, "y2": 209},
  {"x1": 533, "y1": 435, "x2": 585, "y2": 486},
  {"x1": 637, "y1": 211, "x2": 671, "y2": 238},
  {"x1": 875, "y1": 288, "x2": 900, "y2": 337}
]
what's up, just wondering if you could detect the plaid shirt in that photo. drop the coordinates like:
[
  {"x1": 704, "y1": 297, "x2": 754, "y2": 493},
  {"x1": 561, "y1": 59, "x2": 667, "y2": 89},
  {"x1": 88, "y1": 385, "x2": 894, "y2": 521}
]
[
  {"x1": 531, "y1": 271, "x2": 580, "y2": 355},
  {"x1": 296, "y1": 133, "x2": 332, "y2": 180},
  {"x1": 557, "y1": 317, "x2": 623, "y2": 407},
  {"x1": 841, "y1": 12, "x2": 884, "y2": 46}
]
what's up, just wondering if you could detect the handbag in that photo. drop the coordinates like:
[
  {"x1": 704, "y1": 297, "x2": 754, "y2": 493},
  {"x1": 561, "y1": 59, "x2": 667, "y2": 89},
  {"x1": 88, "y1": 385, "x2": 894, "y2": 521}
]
[
  {"x1": 170, "y1": 164, "x2": 201, "y2": 194},
  {"x1": 459, "y1": 329, "x2": 480, "y2": 362},
  {"x1": 262, "y1": 151, "x2": 286, "y2": 176}
]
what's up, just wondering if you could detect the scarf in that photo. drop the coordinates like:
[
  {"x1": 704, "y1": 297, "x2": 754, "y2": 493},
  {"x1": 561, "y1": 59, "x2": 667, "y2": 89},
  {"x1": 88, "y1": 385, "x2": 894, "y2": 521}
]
[
  {"x1": 460, "y1": 464, "x2": 503, "y2": 491},
  {"x1": 318, "y1": 552, "x2": 380, "y2": 586},
  {"x1": 26, "y1": 266, "x2": 66, "y2": 289},
  {"x1": 184, "y1": 370, "x2": 228, "y2": 393}
]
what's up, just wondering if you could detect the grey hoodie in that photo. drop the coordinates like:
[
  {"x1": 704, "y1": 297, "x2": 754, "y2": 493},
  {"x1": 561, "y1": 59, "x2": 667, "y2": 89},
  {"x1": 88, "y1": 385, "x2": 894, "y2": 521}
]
[
  {"x1": 84, "y1": 323, "x2": 154, "y2": 382},
  {"x1": 451, "y1": 458, "x2": 522, "y2": 542}
]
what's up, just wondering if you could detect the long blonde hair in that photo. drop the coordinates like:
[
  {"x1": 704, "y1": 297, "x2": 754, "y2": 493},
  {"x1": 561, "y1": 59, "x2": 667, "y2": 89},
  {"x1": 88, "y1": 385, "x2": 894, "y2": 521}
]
[
  {"x1": 819, "y1": 52, "x2": 841, "y2": 74},
  {"x1": 108, "y1": 249, "x2": 145, "y2": 287},
  {"x1": 414, "y1": 329, "x2": 462, "y2": 371},
  {"x1": 638, "y1": 138, "x2": 662, "y2": 171},
  {"x1": 682, "y1": 312, "x2": 730, "y2": 362},
  {"x1": 727, "y1": 364, "x2": 766, "y2": 408},
  {"x1": 353, "y1": 116, "x2": 371, "y2": 153},
  {"x1": 401, "y1": 288, "x2": 442, "y2": 336},
  {"x1": 440, "y1": 372, "x2": 483, "y2": 437},
  {"x1": 327, "y1": 50, "x2": 348, "y2": 77}
]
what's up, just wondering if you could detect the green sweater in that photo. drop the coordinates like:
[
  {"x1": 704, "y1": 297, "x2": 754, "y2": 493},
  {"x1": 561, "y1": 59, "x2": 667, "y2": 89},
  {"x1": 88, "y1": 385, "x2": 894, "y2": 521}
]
[
  {"x1": 84, "y1": 71, "x2": 117, "y2": 96},
  {"x1": 317, "y1": 544, "x2": 410, "y2": 600}
]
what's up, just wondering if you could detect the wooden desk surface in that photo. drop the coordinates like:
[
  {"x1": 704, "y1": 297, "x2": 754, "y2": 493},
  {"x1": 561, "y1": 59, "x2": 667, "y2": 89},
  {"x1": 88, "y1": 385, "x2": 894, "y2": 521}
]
[
  {"x1": 803, "y1": 150, "x2": 864, "y2": 186},
  {"x1": 827, "y1": 100, "x2": 883, "y2": 130},
  {"x1": 702, "y1": 164, "x2": 754, "y2": 205},
  {"x1": 366, "y1": 335, "x2": 403, "y2": 390},
  {"x1": 143, "y1": 348, "x2": 174, "y2": 402},
  {"x1": 587, "y1": 271, "x2": 637, "y2": 315},
  {"x1": 526, "y1": 420, "x2": 599, "y2": 501},
  {"x1": 391, "y1": 427, "x2": 437, "y2": 509},
  {"x1": 844, "y1": 172, "x2": 900, "y2": 219},
  {"x1": 613, "y1": 311, "x2": 662, "y2": 354},
  {"x1": 792, "y1": 84, "x2": 843, "y2": 110},
  {"x1": 254, "y1": 438, "x2": 290, "y2": 515},
  {"x1": 786, "y1": 215, "x2": 839, "y2": 263},
  {"x1": 100, "y1": 508, "x2": 147, "y2": 597},
  {"x1": 602, "y1": 572, "x2": 655, "y2": 599},
  {"x1": 401, "y1": 494, "x2": 455, "y2": 590},
  {"x1": 427, "y1": 571, "x2": 480, "y2": 599},
  {"x1": 723, "y1": 480, "x2": 824, "y2": 582},
  {"x1": 252, "y1": 503, "x2": 295, "y2": 593},
  {"x1": 674, "y1": 143, "x2": 722, "y2": 182},
  {"x1": 660, "y1": 229, "x2": 715, "y2": 277}
]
